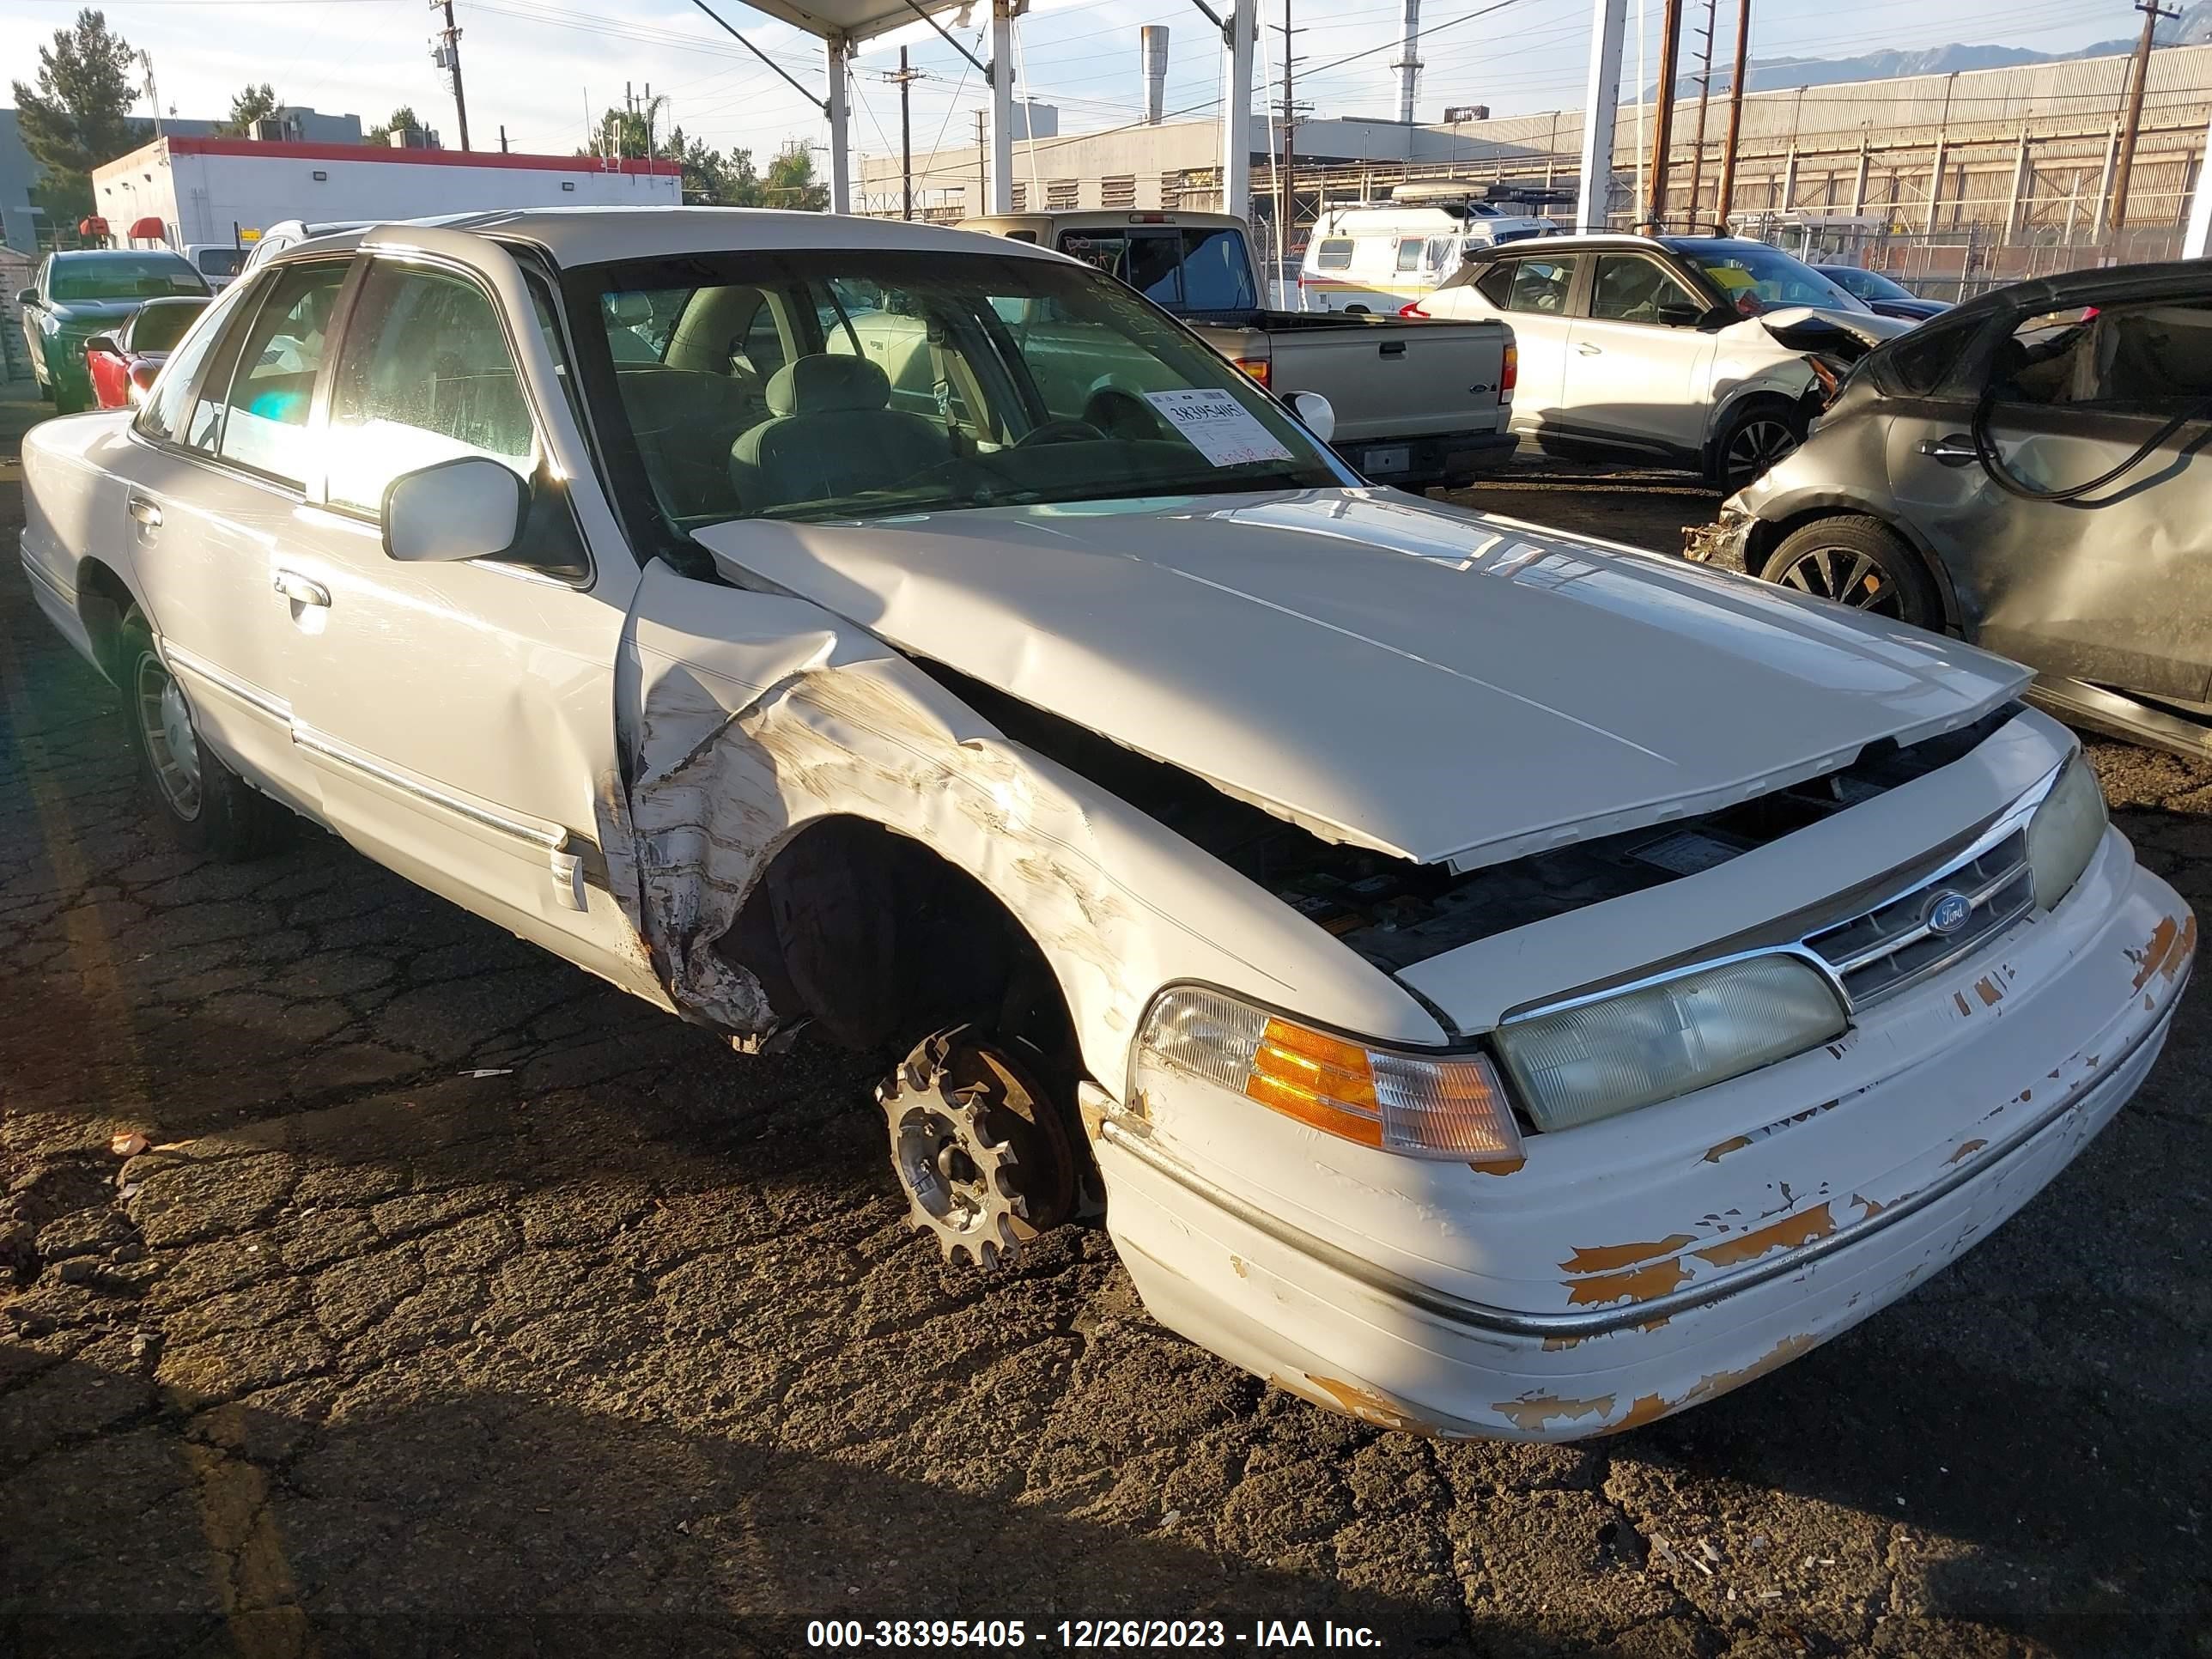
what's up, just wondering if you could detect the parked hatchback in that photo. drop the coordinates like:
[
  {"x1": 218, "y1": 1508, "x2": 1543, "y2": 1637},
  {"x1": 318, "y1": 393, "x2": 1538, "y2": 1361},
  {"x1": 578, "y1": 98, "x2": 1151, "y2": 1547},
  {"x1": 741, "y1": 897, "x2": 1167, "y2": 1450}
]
[
  {"x1": 17, "y1": 248, "x2": 210, "y2": 412},
  {"x1": 1691, "y1": 260, "x2": 2212, "y2": 761},
  {"x1": 1419, "y1": 234, "x2": 1907, "y2": 488}
]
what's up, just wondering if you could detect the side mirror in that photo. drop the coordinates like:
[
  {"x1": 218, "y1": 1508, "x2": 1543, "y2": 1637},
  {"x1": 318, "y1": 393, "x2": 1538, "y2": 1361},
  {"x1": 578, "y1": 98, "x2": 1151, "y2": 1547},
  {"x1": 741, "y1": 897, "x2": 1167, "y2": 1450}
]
[
  {"x1": 1286, "y1": 389, "x2": 1336, "y2": 443},
  {"x1": 1656, "y1": 302, "x2": 1705, "y2": 328},
  {"x1": 83, "y1": 333, "x2": 120, "y2": 358},
  {"x1": 15, "y1": 288, "x2": 38, "y2": 308},
  {"x1": 381, "y1": 456, "x2": 527, "y2": 563}
]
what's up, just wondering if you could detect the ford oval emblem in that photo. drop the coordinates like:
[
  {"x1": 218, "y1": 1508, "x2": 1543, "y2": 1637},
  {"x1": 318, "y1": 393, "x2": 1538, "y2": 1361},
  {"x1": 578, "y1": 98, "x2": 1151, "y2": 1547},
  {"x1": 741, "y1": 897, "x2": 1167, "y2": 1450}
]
[{"x1": 1925, "y1": 890, "x2": 1972, "y2": 936}]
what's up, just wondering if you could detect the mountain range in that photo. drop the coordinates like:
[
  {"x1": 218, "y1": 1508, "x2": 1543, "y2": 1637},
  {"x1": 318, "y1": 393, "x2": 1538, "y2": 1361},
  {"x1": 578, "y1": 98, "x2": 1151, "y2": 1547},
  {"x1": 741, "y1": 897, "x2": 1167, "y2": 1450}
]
[{"x1": 1659, "y1": 1, "x2": 2212, "y2": 97}]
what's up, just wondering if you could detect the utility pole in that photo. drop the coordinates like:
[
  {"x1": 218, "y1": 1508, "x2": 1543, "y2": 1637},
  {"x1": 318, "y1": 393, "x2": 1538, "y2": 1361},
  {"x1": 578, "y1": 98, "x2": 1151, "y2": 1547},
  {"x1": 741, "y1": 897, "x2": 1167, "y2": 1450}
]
[
  {"x1": 1646, "y1": 0, "x2": 1685, "y2": 229},
  {"x1": 2108, "y1": 0, "x2": 2179, "y2": 246},
  {"x1": 1686, "y1": 0, "x2": 1717, "y2": 223},
  {"x1": 883, "y1": 48, "x2": 923, "y2": 219},
  {"x1": 1283, "y1": 0, "x2": 1291, "y2": 267},
  {"x1": 1715, "y1": 0, "x2": 1750, "y2": 227},
  {"x1": 431, "y1": 0, "x2": 471, "y2": 150},
  {"x1": 138, "y1": 50, "x2": 163, "y2": 137}
]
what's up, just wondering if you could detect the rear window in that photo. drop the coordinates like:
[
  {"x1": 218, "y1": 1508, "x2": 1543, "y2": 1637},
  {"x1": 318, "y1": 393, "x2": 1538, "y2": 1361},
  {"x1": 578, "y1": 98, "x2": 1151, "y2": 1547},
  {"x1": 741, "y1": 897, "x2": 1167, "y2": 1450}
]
[
  {"x1": 1054, "y1": 226, "x2": 1257, "y2": 313},
  {"x1": 50, "y1": 255, "x2": 210, "y2": 302},
  {"x1": 194, "y1": 247, "x2": 246, "y2": 279}
]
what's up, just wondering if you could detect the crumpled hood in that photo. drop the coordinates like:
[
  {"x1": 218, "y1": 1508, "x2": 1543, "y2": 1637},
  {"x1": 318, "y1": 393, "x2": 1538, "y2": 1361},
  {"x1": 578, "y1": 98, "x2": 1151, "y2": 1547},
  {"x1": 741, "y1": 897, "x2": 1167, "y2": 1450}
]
[
  {"x1": 1754, "y1": 304, "x2": 1911, "y2": 354},
  {"x1": 692, "y1": 491, "x2": 2029, "y2": 871}
]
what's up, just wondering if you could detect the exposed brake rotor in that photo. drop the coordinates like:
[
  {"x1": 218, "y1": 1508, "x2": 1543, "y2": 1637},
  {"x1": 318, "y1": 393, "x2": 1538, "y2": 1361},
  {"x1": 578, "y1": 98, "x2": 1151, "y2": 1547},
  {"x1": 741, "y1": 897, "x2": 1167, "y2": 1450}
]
[{"x1": 878, "y1": 1026, "x2": 1076, "y2": 1271}]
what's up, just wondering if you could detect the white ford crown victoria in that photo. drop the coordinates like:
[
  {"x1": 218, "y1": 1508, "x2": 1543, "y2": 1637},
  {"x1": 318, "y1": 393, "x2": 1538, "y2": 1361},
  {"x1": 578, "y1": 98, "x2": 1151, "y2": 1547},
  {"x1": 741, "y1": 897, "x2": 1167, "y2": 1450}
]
[{"x1": 17, "y1": 209, "x2": 2193, "y2": 1439}]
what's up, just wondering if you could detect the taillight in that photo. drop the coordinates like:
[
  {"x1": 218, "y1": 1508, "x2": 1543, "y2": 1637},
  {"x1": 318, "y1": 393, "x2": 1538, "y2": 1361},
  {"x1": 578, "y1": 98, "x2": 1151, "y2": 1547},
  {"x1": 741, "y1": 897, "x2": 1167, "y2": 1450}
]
[
  {"x1": 1235, "y1": 356, "x2": 1270, "y2": 387},
  {"x1": 1500, "y1": 343, "x2": 1518, "y2": 398},
  {"x1": 1398, "y1": 301, "x2": 1430, "y2": 318}
]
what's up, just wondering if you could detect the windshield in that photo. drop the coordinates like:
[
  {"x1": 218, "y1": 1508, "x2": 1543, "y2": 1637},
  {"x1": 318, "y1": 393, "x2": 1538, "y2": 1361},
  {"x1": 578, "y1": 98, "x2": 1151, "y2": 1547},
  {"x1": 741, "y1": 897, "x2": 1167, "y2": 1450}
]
[
  {"x1": 50, "y1": 254, "x2": 210, "y2": 303},
  {"x1": 1680, "y1": 244, "x2": 1867, "y2": 315},
  {"x1": 193, "y1": 246, "x2": 246, "y2": 279},
  {"x1": 126, "y1": 298, "x2": 208, "y2": 353},
  {"x1": 1054, "y1": 226, "x2": 1259, "y2": 314},
  {"x1": 573, "y1": 247, "x2": 1340, "y2": 532}
]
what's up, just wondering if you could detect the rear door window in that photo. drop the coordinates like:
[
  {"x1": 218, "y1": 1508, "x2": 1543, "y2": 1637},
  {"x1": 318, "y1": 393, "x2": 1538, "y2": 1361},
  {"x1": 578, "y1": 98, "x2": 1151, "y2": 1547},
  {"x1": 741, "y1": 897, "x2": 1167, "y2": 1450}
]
[
  {"x1": 210, "y1": 261, "x2": 349, "y2": 484},
  {"x1": 1502, "y1": 256, "x2": 1580, "y2": 316},
  {"x1": 1989, "y1": 302, "x2": 2212, "y2": 414},
  {"x1": 1314, "y1": 239, "x2": 1354, "y2": 270}
]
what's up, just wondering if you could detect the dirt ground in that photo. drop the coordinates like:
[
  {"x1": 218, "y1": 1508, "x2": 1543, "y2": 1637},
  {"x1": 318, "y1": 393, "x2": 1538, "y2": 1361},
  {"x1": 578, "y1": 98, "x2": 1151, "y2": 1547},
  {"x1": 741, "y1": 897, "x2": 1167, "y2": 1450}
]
[{"x1": 3, "y1": 413, "x2": 2209, "y2": 1658}]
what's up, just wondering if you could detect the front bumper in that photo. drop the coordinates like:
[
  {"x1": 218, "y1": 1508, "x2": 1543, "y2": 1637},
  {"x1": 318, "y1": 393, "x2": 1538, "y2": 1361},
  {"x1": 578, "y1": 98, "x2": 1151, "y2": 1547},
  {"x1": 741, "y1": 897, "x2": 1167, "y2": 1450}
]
[{"x1": 1096, "y1": 842, "x2": 2192, "y2": 1439}]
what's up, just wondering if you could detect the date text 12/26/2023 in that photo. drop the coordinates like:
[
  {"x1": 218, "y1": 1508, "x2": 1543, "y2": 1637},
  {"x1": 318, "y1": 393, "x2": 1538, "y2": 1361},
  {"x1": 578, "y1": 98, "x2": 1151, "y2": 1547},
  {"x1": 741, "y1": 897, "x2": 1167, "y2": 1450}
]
[{"x1": 805, "y1": 1619, "x2": 1384, "y2": 1649}]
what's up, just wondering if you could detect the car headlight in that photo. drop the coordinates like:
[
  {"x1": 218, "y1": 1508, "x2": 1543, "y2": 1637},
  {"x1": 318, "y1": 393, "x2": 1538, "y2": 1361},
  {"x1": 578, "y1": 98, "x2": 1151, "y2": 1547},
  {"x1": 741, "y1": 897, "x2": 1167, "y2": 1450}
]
[
  {"x1": 1133, "y1": 987, "x2": 1524, "y2": 1164},
  {"x1": 2027, "y1": 751, "x2": 2106, "y2": 911},
  {"x1": 1494, "y1": 956, "x2": 1847, "y2": 1133}
]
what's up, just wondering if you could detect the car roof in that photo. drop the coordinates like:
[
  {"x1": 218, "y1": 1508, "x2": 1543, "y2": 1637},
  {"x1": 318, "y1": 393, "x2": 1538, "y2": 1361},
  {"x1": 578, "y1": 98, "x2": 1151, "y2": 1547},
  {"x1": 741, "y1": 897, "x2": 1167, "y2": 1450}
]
[
  {"x1": 52, "y1": 246, "x2": 191, "y2": 261},
  {"x1": 272, "y1": 205, "x2": 1068, "y2": 271}
]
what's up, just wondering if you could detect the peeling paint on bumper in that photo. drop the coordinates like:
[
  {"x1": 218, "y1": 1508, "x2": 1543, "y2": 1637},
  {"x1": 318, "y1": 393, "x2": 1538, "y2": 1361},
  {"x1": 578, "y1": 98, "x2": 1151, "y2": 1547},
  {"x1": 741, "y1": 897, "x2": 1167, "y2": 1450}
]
[{"x1": 1097, "y1": 848, "x2": 2191, "y2": 1440}]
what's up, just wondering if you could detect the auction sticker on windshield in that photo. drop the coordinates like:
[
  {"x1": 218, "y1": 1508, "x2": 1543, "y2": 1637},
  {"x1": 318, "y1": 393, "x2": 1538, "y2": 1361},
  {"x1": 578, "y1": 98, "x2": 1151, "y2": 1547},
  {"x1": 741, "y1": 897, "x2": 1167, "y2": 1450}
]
[{"x1": 1142, "y1": 388, "x2": 1294, "y2": 466}]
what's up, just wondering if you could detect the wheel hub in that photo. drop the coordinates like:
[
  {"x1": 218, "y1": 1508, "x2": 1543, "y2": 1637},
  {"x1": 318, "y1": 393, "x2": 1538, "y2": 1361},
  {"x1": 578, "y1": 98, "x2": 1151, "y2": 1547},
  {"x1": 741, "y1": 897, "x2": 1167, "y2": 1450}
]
[
  {"x1": 136, "y1": 653, "x2": 203, "y2": 819},
  {"x1": 878, "y1": 1028, "x2": 1076, "y2": 1271}
]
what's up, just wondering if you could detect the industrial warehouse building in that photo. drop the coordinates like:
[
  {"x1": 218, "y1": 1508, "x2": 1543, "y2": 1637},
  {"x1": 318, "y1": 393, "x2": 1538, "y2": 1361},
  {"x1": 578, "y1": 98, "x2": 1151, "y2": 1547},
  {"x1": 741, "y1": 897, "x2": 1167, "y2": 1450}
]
[
  {"x1": 89, "y1": 134, "x2": 680, "y2": 252},
  {"x1": 857, "y1": 36, "x2": 2212, "y2": 283}
]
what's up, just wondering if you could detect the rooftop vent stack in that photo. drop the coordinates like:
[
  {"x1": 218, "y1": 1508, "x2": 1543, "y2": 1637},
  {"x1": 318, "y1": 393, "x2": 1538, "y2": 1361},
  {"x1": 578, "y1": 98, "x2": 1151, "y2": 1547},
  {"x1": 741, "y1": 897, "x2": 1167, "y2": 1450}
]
[
  {"x1": 1141, "y1": 26, "x2": 1170, "y2": 125},
  {"x1": 1392, "y1": 0, "x2": 1422, "y2": 125}
]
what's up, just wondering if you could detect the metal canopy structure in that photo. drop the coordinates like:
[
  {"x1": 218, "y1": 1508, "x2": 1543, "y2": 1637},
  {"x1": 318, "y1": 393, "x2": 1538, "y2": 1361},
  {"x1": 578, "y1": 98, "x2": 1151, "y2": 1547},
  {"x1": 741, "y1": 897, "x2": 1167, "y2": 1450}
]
[{"x1": 702, "y1": 0, "x2": 1257, "y2": 222}]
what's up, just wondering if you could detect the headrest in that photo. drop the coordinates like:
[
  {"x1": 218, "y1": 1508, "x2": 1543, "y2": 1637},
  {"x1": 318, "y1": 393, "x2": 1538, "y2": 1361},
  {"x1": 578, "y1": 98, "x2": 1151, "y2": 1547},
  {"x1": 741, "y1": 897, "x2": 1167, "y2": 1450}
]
[{"x1": 765, "y1": 353, "x2": 891, "y2": 416}]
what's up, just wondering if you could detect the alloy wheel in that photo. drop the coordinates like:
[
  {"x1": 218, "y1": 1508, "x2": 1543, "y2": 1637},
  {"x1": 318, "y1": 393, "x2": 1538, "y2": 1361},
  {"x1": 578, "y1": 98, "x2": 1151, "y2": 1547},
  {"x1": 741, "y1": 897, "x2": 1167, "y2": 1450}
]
[
  {"x1": 1724, "y1": 417, "x2": 1799, "y2": 489},
  {"x1": 1773, "y1": 545, "x2": 1904, "y2": 617}
]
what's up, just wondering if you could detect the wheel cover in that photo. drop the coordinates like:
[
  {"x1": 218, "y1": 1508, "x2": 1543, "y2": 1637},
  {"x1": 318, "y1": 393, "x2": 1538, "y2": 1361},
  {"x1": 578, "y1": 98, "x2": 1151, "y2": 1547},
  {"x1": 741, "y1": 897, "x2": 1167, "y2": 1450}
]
[
  {"x1": 135, "y1": 650, "x2": 204, "y2": 820},
  {"x1": 1725, "y1": 417, "x2": 1798, "y2": 483},
  {"x1": 1775, "y1": 544, "x2": 1904, "y2": 617}
]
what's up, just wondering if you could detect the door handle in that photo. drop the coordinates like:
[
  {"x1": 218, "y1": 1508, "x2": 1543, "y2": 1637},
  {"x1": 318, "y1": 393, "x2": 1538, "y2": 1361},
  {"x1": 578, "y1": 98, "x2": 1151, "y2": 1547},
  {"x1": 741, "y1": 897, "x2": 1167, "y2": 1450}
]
[
  {"x1": 1577, "y1": 343, "x2": 1603, "y2": 356},
  {"x1": 1917, "y1": 435, "x2": 1978, "y2": 465},
  {"x1": 127, "y1": 495, "x2": 161, "y2": 529},
  {"x1": 272, "y1": 569, "x2": 331, "y2": 608}
]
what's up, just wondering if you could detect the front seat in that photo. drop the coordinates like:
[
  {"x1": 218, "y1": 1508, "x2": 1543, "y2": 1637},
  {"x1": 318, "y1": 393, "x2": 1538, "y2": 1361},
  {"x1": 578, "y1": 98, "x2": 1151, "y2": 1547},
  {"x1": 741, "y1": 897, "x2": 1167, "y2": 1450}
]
[{"x1": 730, "y1": 354, "x2": 951, "y2": 512}]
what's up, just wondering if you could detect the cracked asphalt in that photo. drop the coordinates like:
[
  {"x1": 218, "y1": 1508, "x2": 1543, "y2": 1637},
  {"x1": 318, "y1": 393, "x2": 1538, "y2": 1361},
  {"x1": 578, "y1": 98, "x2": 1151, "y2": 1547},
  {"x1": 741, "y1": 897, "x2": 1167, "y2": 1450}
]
[{"x1": 3, "y1": 403, "x2": 2209, "y2": 1658}]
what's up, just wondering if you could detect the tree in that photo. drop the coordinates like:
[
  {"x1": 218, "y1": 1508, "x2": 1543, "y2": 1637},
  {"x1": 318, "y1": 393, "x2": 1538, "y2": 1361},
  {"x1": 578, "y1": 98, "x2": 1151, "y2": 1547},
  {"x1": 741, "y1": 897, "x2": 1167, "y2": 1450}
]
[
  {"x1": 365, "y1": 106, "x2": 430, "y2": 147},
  {"x1": 762, "y1": 142, "x2": 827, "y2": 211},
  {"x1": 218, "y1": 82, "x2": 280, "y2": 137},
  {"x1": 10, "y1": 9, "x2": 140, "y2": 225}
]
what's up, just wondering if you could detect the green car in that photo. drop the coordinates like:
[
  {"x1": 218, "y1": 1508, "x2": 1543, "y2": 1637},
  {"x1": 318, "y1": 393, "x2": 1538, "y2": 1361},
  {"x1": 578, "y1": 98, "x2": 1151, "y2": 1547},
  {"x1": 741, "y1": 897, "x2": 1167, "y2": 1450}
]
[{"x1": 17, "y1": 249, "x2": 210, "y2": 414}]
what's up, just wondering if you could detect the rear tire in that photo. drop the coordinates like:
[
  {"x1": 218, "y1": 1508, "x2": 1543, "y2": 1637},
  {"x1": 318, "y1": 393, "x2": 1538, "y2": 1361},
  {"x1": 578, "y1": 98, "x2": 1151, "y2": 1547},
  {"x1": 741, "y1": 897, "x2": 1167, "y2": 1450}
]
[
  {"x1": 1758, "y1": 516, "x2": 1942, "y2": 629},
  {"x1": 1711, "y1": 399, "x2": 1806, "y2": 492},
  {"x1": 117, "y1": 605, "x2": 291, "y2": 860}
]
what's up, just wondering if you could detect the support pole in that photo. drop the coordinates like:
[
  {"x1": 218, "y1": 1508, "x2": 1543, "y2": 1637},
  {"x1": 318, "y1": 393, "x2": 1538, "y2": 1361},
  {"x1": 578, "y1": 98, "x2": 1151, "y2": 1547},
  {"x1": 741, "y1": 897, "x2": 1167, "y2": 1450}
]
[
  {"x1": 1576, "y1": 0, "x2": 1626, "y2": 234},
  {"x1": 1923, "y1": 131, "x2": 1945, "y2": 233},
  {"x1": 2185, "y1": 107, "x2": 2212, "y2": 256},
  {"x1": 1645, "y1": 0, "x2": 1684, "y2": 229},
  {"x1": 990, "y1": 0, "x2": 1016, "y2": 212},
  {"x1": 1849, "y1": 133, "x2": 1869, "y2": 215},
  {"x1": 2093, "y1": 118, "x2": 2120, "y2": 238},
  {"x1": 1715, "y1": 0, "x2": 1749, "y2": 227},
  {"x1": 1221, "y1": 0, "x2": 1255, "y2": 220},
  {"x1": 826, "y1": 35, "x2": 851, "y2": 214},
  {"x1": 2003, "y1": 128, "x2": 2031, "y2": 239},
  {"x1": 1686, "y1": 0, "x2": 1717, "y2": 224}
]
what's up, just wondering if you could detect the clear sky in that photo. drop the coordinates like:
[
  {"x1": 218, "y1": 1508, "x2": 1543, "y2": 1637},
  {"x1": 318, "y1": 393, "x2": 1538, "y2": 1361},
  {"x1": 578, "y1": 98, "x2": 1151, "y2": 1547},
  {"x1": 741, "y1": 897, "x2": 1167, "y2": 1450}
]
[{"x1": 0, "y1": 0, "x2": 2156, "y2": 169}]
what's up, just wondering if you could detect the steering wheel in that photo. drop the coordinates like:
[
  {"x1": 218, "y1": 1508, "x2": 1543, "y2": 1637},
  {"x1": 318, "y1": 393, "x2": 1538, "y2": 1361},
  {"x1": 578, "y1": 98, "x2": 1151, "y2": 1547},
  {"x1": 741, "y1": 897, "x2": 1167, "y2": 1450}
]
[
  {"x1": 1079, "y1": 385, "x2": 1164, "y2": 441},
  {"x1": 1015, "y1": 418, "x2": 1106, "y2": 448}
]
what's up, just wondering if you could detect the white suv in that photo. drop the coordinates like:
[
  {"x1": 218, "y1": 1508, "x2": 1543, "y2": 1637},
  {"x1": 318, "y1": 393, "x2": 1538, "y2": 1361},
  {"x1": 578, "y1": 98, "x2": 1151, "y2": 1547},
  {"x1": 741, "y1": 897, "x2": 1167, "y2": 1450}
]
[{"x1": 1419, "y1": 233, "x2": 1908, "y2": 489}]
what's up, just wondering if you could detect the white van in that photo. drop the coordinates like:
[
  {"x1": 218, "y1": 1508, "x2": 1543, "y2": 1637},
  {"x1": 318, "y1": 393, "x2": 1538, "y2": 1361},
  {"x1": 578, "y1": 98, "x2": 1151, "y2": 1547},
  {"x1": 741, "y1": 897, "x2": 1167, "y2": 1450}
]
[{"x1": 1299, "y1": 203, "x2": 1553, "y2": 313}]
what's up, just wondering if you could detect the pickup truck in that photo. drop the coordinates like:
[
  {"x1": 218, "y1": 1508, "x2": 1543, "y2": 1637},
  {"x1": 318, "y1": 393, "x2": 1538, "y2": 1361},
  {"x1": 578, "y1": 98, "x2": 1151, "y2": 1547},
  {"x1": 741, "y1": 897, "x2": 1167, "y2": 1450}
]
[
  {"x1": 19, "y1": 207, "x2": 2190, "y2": 1440},
  {"x1": 958, "y1": 208, "x2": 1516, "y2": 489}
]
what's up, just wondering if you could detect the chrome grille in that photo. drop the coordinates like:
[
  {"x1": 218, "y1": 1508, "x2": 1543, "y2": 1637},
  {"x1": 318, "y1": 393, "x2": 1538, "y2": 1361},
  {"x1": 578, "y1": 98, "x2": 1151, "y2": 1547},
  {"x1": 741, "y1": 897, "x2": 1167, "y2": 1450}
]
[{"x1": 1803, "y1": 829, "x2": 2034, "y2": 1006}]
